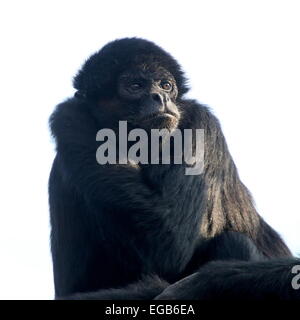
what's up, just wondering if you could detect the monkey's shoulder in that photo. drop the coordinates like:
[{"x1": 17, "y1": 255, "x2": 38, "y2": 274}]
[
  {"x1": 49, "y1": 97, "x2": 96, "y2": 139},
  {"x1": 179, "y1": 99, "x2": 221, "y2": 129}
]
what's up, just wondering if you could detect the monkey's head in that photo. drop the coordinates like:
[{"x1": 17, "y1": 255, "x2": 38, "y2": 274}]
[{"x1": 73, "y1": 38, "x2": 189, "y2": 130}]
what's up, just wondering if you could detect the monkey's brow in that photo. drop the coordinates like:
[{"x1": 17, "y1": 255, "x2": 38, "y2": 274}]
[
  {"x1": 118, "y1": 73, "x2": 144, "y2": 80},
  {"x1": 118, "y1": 71, "x2": 176, "y2": 86}
]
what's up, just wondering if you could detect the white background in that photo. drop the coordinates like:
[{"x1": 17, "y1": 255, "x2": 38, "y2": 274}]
[{"x1": 0, "y1": 0, "x2": 299, "y2": 299}]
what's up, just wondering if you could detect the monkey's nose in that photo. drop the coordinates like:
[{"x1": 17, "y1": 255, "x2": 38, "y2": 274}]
[{"x1": 151, "y1": 93, "x2": 163, "y2": 104}]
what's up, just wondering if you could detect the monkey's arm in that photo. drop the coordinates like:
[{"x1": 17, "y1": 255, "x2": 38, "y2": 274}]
[
  {"x1": 58, "y1": 275, "x2": 168, "y2": 300},
  {"x1": 50, "y1": 99, "x2": 165, "y2": 210},
  {"x1": 155, "y1": 258, "x2": 300, "y2": 300},
  {"x1": 154, "y1": 232, "x2": 298, "y2": 301}
]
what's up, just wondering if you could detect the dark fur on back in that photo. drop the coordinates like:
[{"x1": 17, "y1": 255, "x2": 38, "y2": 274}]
[{"x1": 73, "y1": 38, "x2": 189, "y2": 99}]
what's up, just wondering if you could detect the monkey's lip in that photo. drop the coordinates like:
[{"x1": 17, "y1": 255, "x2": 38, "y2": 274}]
[{"x1": 140, "y1": 112, "x2": 179, "y2": 123}]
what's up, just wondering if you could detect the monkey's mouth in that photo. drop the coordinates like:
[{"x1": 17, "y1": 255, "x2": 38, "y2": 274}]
[
  {"x1": 140, "y1": 111, "x2": 179, "y2": 123},
  {"x1": 137, "y1": 112, "x2": 180, "y2": 131}
]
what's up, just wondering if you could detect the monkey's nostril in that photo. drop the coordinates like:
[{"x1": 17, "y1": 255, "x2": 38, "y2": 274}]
[{"x1": 151, "y1": 93, "x2": 162, "y2": 103}]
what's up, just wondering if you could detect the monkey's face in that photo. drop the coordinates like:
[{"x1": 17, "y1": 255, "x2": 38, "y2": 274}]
[{"x1": 117, "y1": 66, "x2": 180, "y2": 131}]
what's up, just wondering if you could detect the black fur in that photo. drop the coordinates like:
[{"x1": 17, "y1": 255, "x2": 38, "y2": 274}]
[
  {"x1": 49, "y1": 38, "x2": 299, "y2": 300},
  {"x1": 155, "y1": 259, "x2": 300, "y2": 300},
  {"x1": 73, "y1": 38, "x2": 188, "y2": 99}
]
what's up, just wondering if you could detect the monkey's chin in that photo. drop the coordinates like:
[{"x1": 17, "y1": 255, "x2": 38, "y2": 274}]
[{"x1": 140, "y1": 113, "x2": 179, "y2": 132}]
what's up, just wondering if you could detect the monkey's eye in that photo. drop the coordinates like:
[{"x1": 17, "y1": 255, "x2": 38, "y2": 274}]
[
  {"x1": 160, "y1": 80, "x2": 173, "y2": 91},
  {"x1": 129, "y1": 83, "x2": 143, "y2": 92}
]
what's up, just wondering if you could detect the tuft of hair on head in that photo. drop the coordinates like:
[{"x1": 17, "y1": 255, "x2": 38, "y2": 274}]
[{"x1": 73, "y1": 38, "x2": 189, "y2": 100}]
